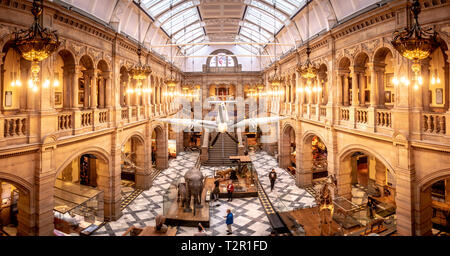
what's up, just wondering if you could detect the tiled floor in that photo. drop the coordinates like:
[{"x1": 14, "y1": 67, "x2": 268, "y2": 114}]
[
  {"x1": 93, "y1": 152, "x2": 271, "y2": 236},
  {"x1": 250, "y1": 151, "x2": 317, "y2": 212}
]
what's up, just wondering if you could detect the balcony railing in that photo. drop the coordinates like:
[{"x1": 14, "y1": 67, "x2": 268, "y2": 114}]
[
  {"x1": 376, "y1": 109, "x2": 392, "y2": 128},
  {"x1": 340, "y1": 107, "x2": 350, "y2": 121},
  {"x1": 99, "y1": 110, "x2": 108, "y2": 123},
  {"x1": 356, "y1": 108, "x2": 368, "y2": 124},
  {"x1": 423, "y1": 113, "x2": 446, "y2": 135},
  {"x1": 319, "y1": 106, "x2": 327, "y2": 117},
  {"x1": 58, "y1": 112, "x2": 73, "y2": 131},
  {"x1": 121, "y1": 108, "x2": 128, "y2": 120},
  {"x1": 131, "y1": 107, "x2": 137, "y2": 118},
  {"x1": 4, "y1": 116, "x2": 27, "y2": 138},
  {"x1": 81, "y1": 111, "x2": 93, "y2": 127}
]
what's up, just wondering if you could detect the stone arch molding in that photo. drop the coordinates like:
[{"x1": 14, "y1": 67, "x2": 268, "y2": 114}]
[
  {"x1": 121, "y1": 130, "x2": 146, "y2": 147},
  {"x1": 418, "y1": 168, "x2": 450, "y2": 192},
  {"x1": 54, "y1": 146, "x2": 111, "y2": 177},
  {"x1": 301, "y1": 130, "x2": 329, "y2": 150},
  {"x1": 0, "y1": 172, "x2": 33, "y2": 194},
  {"x1": 338, "y1": 144, "x2": 395, "y2": 174}
]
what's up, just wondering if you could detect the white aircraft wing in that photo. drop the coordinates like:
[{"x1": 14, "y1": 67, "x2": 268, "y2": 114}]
[
  {"x1": 156, "y1": 118, "x2": 218, "y2": 130},
  {"x1": 231, "y1": 116, "x2": 288, "y2": 129}
]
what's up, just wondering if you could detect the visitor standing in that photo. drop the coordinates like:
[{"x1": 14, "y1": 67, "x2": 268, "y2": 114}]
[
  {"x1": 224, "y1": 209, "x2": 233, "y2": 235},
  {"x1": 269, "y1": 169, "x2": 277, "y2": 192},
  {"x1": 227, "y1": 181, "x2": 234, "y2": 202},
  {"x1": 213, "y1": 179, "x2": 220, "y2": 202}
]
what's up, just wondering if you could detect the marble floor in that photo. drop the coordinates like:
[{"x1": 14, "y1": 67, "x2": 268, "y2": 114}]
[
  {"x1": 93, "y1": 152, "x2": 271, "y2": 236},
  {"x1": 250, "y1": 151, "x2": 317, "y2": 212}
]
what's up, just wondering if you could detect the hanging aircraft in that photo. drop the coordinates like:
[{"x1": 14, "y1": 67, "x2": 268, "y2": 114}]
[{"x1": 156, "y1": 100, "x2": 287, "y2": 147}]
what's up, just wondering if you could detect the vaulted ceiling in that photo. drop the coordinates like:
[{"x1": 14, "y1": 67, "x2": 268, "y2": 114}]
[{"x1": 59, "y1": 0, "x2": 386, "y2": 70}]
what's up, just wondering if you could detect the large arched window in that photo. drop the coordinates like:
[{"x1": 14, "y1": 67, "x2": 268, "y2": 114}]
[{"x1": 207, "y1": 50, "x2": 237, "y2": 68}]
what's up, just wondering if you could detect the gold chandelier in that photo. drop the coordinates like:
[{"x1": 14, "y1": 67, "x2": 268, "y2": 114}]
[
  {"x1": 13, "y1": 0, "x2": 60, "y2": 91},
  {"x1": 164, "y1": 67, "x2": 179, "y2": 88},
  {"x1": 269, "y1": 64, "x2": 284, "y2": 87},
  {"x1": 391, "y1": 0, "x2": 440, "y2": 78},
  {"x1": 297, "y1": 48, "x2": 318, "y2": 80}
]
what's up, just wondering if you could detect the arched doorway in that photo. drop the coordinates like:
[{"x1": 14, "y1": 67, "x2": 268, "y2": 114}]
[
  {"x1": 339, "y1": 149, "x2": 396, "y2": 227},
  {"x1": 152, "y1": 125, "x2": 168, "y2": 170},
  {"x1": 79, "y1": 55, "x2": 95, "y2": 109},
  {"x1": 373, "y1": 47, "x2": 394, "y2": 108},
  {"x1": 0, "y1": 180, "x2": 20, "y2": 236},
  {"x1": 417, "y1": 174, "x2": 450, "y2": 236},
  {"x1": 121, "y1": 135, "x2": 146, "y2": 194},
  {"x1": 301, "y1": 134, "x2": 328, "y2": 182},
  {"x1": 56, "y1": 50, "x2": 76, "y2": 110},
  {"x1": 337, "y1": 57, "x2": 351, "y2": 106},
  {"x1": 280, "y1": 125, "x2": 296, "y2": 175},
  {"x1": 53, "y1": 152, "x2": 109, "y2": 235}
]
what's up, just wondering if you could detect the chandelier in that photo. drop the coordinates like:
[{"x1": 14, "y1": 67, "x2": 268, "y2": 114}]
[
  {"x1": 269, "y1": 64, "x2": 284, "y2": 87},
  {"x1": 13, "y1": 0, "x2": 60, "y2": 91},
  {"x1": 297, "y1": 0, "x2": 317, "y2": 87},
  {"x1": 391, "y1": 0, "x2": 440, "y2": 88},
  {"x1": 164, "y1": 67, "x2": 179, "y2": 88},
  {"x1": 297, "y1": 48, "x2": 318, "y2": 81},
  {"x1": 129, "y1": 0, "x2": 151, "y2": 93}
]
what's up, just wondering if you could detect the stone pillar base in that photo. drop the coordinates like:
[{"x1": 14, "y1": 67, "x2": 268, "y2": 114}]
[
  {"x1": 135, "y1": 172, "x2": 152, "y2": 190},
  {"x1": 104, "y1": 199, "x2": 122, "y2": 221},
  {"x1": 296, "y1": 171, "x2": 313, "y2": 187}
]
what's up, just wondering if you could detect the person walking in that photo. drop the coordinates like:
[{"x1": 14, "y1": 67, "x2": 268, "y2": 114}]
[
  {"x1": 268, "y1": 169, "x2": 277, "y2": 192},
  {"x1": 224, "y1": 209, "x2": 233, "y2": 235},
  {"x1": 226, "y1": 181, "x2": 234, "y2": 202}
]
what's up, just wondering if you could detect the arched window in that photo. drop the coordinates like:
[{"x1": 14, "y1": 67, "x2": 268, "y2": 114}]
[{"x1": 207, "y1": 50, "x2": 237, "y2": 68}]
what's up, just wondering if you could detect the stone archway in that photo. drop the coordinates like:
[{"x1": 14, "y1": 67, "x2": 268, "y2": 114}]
[
  {"x1": 337, "y1": 146, "x2": 396, "y2": 227},
  {"x1": 280, "y1": 124, "x2": 295, "y2": 170},
  {"x1": 54, "y1": 148, "x2": 120, "y2": 226},
  {"x1": 0, "y1": 176, "x2": 32, "y2": 236},
  {"x1": 416, "y1": 169, "x2": 450, "y2": 236},
  {"x1": 121, "y1": 133, "x2": 149, "y2": 189},
  {"x1": 297, "y1": 132, "x2": 329, "y2": 186},
  {"x1": 152, "y1": 125, "x2": 168, "y2": 170}
]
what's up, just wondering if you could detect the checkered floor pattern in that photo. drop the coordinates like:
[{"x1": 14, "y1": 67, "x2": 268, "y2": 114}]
[
  {"x1": 93, "y1": 152, "x2": 271, "y2": 236},
  {"x1": 250, "y1": 151, "x2": 317, "y2": 212}
]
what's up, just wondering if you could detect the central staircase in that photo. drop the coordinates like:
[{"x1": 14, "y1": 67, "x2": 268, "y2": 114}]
[{"x1": 204, "y1": 132, "x2": 238, "y2": 166}]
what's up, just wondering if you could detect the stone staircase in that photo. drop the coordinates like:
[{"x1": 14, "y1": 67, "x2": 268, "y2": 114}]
[{"x1": 204, "y1": 132, "x2": 238, "y2": 166}]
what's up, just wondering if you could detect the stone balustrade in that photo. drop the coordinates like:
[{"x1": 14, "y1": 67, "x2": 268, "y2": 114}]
[
  {"x1": 99, "y1": 110, "x2": 108, "y2": 123},
  {"x1": 376, "y1": 109, "x2": 392, "y2": 128},
  {"x1": 356, "y1": 108, "x2": 368, "y2": 124},
  {"x1": 3, "y1": 116, "x2": 27, "y2": 137},
  {"x1": 311, "y1": 106, "x2": 317, "y2": 116},
  {"x1": 423, "y1": 113, "x2": 446, "y2": 135},
  {"x1": 131, "y1": 107, "x2": 137, "y2": 117},
  {"x1": 81, "y1": 111, "x2": 93, "y2": 127},
  {"x1": 121, "y1": 108, "x2": 128, "y2": 120},
  {"x1": 340, "y1": 107, "x2": 350, "y2": 121},
  {"x1": 319, "y1": 106, "x2": 327, "y2": 117},
  {"x1": 58, "y1": 112, "x2": 73, "y2": 130}
]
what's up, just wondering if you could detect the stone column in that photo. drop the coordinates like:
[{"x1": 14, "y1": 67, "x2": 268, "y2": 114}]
[
  {"x1": 316, "y1": 76, "x2": 322, "y2": 105},
  {"x1": 359, "y1": 73, "x2": 366, "y2": 106},
  {"x1": 125, "y1": 77, "x2": 131, "y2": 107},
  {"x1": 103, "y1": 132, "x2": 122, "y2": 221},
  {"x1": 98, "y1": 75, "x2": 105, "y2": 108},
  {"x1": 350, "y1": 67, "x2": 358, "y2": 106},
  {"x1": 395, "y1": 142, "x2": 415, "y2": 236},
  {"x1": 343, "y1": 73, "x2": 349, "y2": 106},
  {"x1": 89, "y1": 70, "x2": 97, "y2": 109},
  {"x1": 336, "y1": 72, "x2": 343, "y2": 106},
  {"x1": 338, "y1": 157, "x2": 352, "y2": 199},
  {"x1": 104, "y1": 72, "x2": 112, "y2": 108},
  {"x1": 71, "y1": 65, "x2": 81, "y2": 109},
  {"x1": 368, "y1": 63, "x2": 378, "y2": 107},
  {"x1": 82, "y1": 71, "x2": 90, "y2": 109},
  {"x1": 421, "y1": 58, "x2": 431, "y2": 111}
]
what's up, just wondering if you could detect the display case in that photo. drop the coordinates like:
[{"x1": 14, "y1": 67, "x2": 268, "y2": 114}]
[{"x1": 53, "y1": 179, "x2": 104, "y2": 236}]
